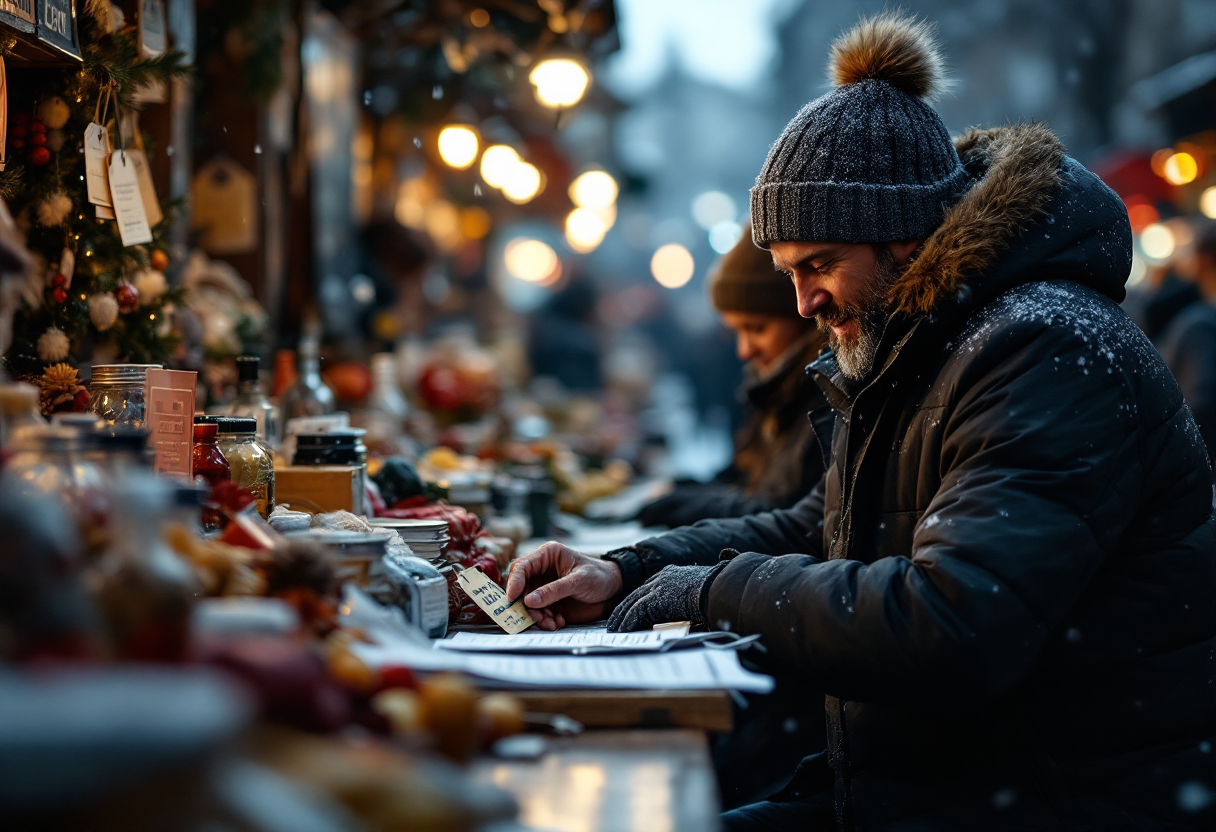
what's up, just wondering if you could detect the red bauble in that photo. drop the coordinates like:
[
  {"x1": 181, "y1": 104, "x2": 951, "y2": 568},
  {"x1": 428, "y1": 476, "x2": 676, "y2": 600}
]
[
  {"x1": 11, "y1": 124, "x2": 27, "y2": 139},
  {"x1": 114, "y1": 283, "x2": 139, "y2": 313},
  {"x1": 149, "y1": 249, "x2": 170, "y2": 271},
  {"x1": 29, "y1": 132, "x2": 47, "y2": 147},
  {"x1": 52, "y1": 288, "x2": 67, "y2": 304},
  {"x1": 12, "y1": 139, "x2": 24, "y2": 150},
  {"x1": 29, "y1": 146, "x2": 51, "y2": 166},
  {"x1": 13, "y1": 113, "x2": 28, "y2": 125},
  {"x1": 51, "y1": 273, "x2": 66, "y2": 288},
  {"x1": 30, "y1": 120, "x2": 46, "y2": 135},
  {"x1": 72, "y1": 390, "x2": 91, "y2": 412}
]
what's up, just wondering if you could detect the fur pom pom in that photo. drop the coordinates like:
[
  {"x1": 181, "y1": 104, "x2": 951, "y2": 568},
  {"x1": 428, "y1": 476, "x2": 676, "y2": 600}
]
[{"x1": 828, "y1": 12, "x2": 947, "y2": 101}]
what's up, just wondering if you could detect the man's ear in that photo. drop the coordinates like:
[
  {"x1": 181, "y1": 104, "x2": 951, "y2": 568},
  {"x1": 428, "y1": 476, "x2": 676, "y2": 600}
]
[{"x1": 889, "y1": 240, "x2": 921, "y2": 266}]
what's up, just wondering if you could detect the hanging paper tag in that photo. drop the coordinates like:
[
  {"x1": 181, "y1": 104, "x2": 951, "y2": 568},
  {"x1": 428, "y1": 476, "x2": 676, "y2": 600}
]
[
  {"x1": 108, "y1": 151, "x2": 153, "y2": 246},
  {"x1": 456, "y1": 567, "x2": 536, "y2": 634},
  {"x1": 96, "y1": 205, "x2": 115, "y2": 220},
  {"x1": 84, "y1": 123, "x2": 112, "y2": 206},
  {"x1": 126, "y1": 148, "x2": 163, "y2": 227}
]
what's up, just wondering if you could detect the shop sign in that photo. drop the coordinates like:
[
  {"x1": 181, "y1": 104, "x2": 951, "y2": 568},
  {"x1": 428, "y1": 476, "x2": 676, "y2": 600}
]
[
  {"x1": 35, "y1": 0, "x2": 79, "y2": 61},
  {"x1": 0, "y1": 0, "x2": 36, "y2": 31}
]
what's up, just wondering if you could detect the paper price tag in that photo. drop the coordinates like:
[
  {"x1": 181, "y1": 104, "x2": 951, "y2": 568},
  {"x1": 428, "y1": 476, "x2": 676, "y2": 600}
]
[
  {"x1": 84, "y1": 123, "x2": 112, "y2": 207},
  {"x1": 108, "y1": 150, "x2": 153, "y2": 246},
  {"x1": 126, "y1": 148, "x2": 163, "y2": 227},
  {"x1": 456, "y1": 567, "x2": 535, "y2": 635}
]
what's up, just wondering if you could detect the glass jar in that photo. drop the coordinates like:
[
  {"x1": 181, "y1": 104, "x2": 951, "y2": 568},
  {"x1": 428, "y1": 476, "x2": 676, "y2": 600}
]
[
  {"x1": 0, "y1": 426, "x2": 106, "y2": 529},
  {"x1": 191, "y1": 423, "x2": 231, "y2": 488},
  {"x1": 196, "y1": 416, "x2": 275, "y2": 519},
  {"x1": 88, "y1": 364, "x2": 162, "y2": 428}
]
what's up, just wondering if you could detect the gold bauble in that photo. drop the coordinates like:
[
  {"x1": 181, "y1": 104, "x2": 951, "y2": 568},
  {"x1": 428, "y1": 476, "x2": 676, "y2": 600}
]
[{"x1": 37, "y1": 96, "x2": 71, "y2": 130}]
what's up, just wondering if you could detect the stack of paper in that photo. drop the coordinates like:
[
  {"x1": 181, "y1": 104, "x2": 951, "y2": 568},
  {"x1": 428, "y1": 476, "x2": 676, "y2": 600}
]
[{"x1": 341, "y1": 588, "x2": 773, "y2": 694}]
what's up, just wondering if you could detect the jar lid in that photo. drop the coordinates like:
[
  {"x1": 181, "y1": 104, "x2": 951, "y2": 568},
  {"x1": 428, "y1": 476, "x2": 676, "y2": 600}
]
[
  {"x1": 96, "y1": 428, "x2": 149, "y2": 456},
  {"x1": 285, "y1": 530, "x2": 387, "y2": 556},
  {"x1": 235, "y1": 356, "x2": 259, "y2": 382},
  {"x1": 296, "y1": 429, "x2": 365, "y2": 448},
  {"x1": 195, "y1": 415, "x2": 257, "y2": 434},
  {"x1": 89, "y1": 364, "x2": 162, "y2": 385},
  {"x1": 193, "y1": 423, "x2": 218, "y2": 441},
  {"x1": 12, "y1": 425, "x2": 81, "y2": 453}
]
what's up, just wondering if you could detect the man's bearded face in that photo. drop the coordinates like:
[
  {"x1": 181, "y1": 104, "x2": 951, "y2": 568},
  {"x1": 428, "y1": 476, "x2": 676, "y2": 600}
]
[{"x1": 769, "y1": 241, "x2": 902, "y2": 381}]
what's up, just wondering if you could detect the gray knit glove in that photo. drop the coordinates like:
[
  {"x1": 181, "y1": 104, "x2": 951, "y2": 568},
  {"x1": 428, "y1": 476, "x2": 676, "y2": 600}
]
[{"x1": 606, "y1": 564, "x2": 722, "y2": 633}]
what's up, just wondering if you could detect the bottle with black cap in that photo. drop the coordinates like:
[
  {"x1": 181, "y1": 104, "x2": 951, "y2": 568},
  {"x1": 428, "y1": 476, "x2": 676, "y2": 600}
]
[
  {"x1": 195, "y1": 416, "x2": 275, "y2": 519},
  {"x1": 227, "y1": 356, "x2": 277, "y2": 449}
]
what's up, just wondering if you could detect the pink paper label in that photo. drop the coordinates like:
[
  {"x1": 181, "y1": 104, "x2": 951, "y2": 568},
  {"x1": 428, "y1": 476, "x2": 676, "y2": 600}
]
[{"x1": 146, "y1": 369, "x2": 196, "y2": 480}]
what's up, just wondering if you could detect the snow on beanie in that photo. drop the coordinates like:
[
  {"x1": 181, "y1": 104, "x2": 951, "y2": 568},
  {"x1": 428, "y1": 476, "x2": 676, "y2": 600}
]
[
  {"x1": 709, "y1": 224, "x2": 802, "y2": 317},
  {"x1": 750, "y1": 13, "x2": 971, "y2": 248}
]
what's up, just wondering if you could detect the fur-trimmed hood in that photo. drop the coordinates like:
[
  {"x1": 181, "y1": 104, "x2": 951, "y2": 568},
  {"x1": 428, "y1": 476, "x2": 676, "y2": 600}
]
[{"x1": 890, "y1": 123, "x2": 1132, "y2": 316}]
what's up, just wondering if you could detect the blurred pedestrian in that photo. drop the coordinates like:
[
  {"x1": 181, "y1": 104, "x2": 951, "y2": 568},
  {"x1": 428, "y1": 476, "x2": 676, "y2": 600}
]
[
  {"x1": 1159, "y1": 223, "x2": 1216, "y2": 474},
  {"x1": 637, "y1": 227, "x2": 831, "y2": 527},
  {"x1": 527, "y1": 276, "x2": 603, "y2": 391},
  {"x1": 507, "y1": 12, "x2": 1214, "y2": 832}
]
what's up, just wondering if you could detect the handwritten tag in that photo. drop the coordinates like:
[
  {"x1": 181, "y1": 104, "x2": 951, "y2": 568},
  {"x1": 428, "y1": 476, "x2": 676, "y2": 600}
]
[
  {"x1": 456, "y1": 567, "x2": 535, "y2": 634},
  {"x1": 84, "y1": 123, "x2": 112, "y2": 206},
  {"x1": 108, "y1": 150, "x2": 153, "y2": 246}
]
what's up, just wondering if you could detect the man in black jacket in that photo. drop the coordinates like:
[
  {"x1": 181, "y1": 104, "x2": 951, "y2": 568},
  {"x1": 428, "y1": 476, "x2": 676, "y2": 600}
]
[{"x1": 506, "y1": 13, "x2": 1215, "y2": 831}]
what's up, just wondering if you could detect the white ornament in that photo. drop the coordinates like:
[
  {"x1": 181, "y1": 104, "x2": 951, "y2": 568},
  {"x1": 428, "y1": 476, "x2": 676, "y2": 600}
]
[
  {"x1": 34, "y1": 192, "x2": 73, "y2": 227},
  {"x1": 133, "y1": 269, "x2": 168, "y2": 306},
  {"x1": 88, "y1": 294, "x2": 120, "y2": 331},
  {"x1": 59, "y1": 247, "x2": 75, "y2": 287},
  {"x1": 37, "y1": 327, "x2": 71, "y2": 362}
]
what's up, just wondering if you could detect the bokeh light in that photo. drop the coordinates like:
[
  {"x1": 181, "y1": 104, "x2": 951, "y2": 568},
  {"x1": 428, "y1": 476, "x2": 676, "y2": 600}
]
[
  {"x1": 1162, "y1": 152, "x2": 1198, "y2": 186},
  {"x1": 437, "y1": 125, "x2": 479, "y2": 169},
  {"x1": 1125, "y1": 201, "x2": 1159, "y2": 234},
  {"x1": 480, "y1": 144, "x2": 520, "y2": 188},
  {"x1": 1200, "y1": 186, "x2": 1216, "y2": 220},
  {"x1": 651, "y1": 243, "x2": 695, "y2": 288},
  {"x1": 502, "y1": 161, "x2": 543, "y2": 204},
  {"x1": 529, "y1": 58, "x2": 591, "y2": 108},
  {"x1": 1140, "y1": 223, "x2": 1176, "y2": 262},
  {"x1": 709, "y1": 220, "x2": 743, "y2": 254},
  {"x1": 459, "y1": 206, "x2": 492, "y2": 240},
  {"x1": 504, "y1": 238, "x2": 560, "y2": 283},
  {"x1": 569, "y1": 170, "x2": 619, "y2": 210},
  {"x1": 691, "y1": 191, "x2": 737, "y2": 230},
  {"x1": 565, "y1": 208, "x2": 609, "y2": 253}
]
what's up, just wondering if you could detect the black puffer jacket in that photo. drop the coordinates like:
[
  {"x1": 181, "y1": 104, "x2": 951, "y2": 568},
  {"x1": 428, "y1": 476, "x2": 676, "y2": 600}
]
[
  {"x1": 606, "y1": 125, "x2": 1216, "y2": 830},
  {"x1": 637, "y1": 331, "x2": 833, "y2": 528}
]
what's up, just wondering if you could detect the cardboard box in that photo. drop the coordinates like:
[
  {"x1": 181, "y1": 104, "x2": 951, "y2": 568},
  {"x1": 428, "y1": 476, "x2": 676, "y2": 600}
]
[{"x1": 274, "y1": 465, "x2": 361, "y2": 514}]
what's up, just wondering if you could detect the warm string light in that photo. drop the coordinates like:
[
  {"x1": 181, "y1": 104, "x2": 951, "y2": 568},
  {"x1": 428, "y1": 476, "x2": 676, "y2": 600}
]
[{"x1": 529, "y1": 58, "x2": 590, "y2": 109}]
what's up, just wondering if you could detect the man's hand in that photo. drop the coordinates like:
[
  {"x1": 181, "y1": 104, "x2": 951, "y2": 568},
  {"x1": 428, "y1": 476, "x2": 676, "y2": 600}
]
[
  {"x1": 505, "y1": 542, "x2": 623, "y2": 631},
  {"x1": 606, "y1": 564, "x2": 718, "y2": 632}
]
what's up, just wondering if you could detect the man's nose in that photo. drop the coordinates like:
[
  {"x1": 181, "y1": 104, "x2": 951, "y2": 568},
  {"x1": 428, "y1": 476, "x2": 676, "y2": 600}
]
[
  {"x1": 797, "y1": 283, "x2": 832, "y2": 318},
  {"x1": 737, "y1": 335, "x2": 757, "y2": 361}
]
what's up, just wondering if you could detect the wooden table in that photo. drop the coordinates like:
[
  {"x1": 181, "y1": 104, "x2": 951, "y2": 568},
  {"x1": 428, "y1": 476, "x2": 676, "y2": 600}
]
[
  {"x1": 473, "y1": 729, "x2": 720, "y2": 832},
  {"x1": 512, "y1": 688, "x2": 733, "y2": 732}
]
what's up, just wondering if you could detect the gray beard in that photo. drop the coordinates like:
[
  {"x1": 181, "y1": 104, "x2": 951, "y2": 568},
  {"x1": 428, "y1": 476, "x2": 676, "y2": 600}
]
[{"x1": 819, "y1": 246, "x2": 900, "y2": 381}]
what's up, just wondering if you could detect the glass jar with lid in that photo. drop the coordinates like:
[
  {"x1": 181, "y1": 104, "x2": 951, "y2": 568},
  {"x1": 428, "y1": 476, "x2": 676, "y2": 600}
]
[
  {"x1": 195, "y1": 416, "x2": 275, "y2": 519},
  {"x1": 0, "y1": 426, "x2": 105, "y2": 525},
  {"x1": 293, "y1": 428, "x2": 368, "y2": 516},
  {"x1": 88, "y1": 364, "x2": 162, "y2": 428}
]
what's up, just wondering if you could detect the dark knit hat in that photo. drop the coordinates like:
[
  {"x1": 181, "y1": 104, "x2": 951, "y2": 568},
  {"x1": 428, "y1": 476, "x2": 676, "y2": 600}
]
[
  {"x1": 751, "y1": 13, "x2": 971, "y2": 248},
  {"x1": 709, "y1": 224, "x2": 802, "y2": 317}
]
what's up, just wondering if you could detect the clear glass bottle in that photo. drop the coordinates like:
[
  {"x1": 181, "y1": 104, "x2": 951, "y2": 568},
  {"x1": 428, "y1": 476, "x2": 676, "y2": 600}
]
[
  {"x1": 0, "y1": 426, "x2": 107, "y2": 541},
  {"x1": 94, "y1": 471, "x2": 198, "y2": 662},
  {"x1": 87, "y1": 364, "x2": 162, "y2": 428},
  {"x1": 278, "y1": 337, "x2": 335, "y2": 442},
  {"x1": 199, "y1": 416, "x2": 275, "y2": 519},
  {"x1": 0, "y1": 382, "x2": 46, "y2": 447},
  {"x1": 227, "y1": 355, "x2": 278, "y2": 450},
  {"x1": 363, "y1": 352, "x2": 409, "y2": 449}
]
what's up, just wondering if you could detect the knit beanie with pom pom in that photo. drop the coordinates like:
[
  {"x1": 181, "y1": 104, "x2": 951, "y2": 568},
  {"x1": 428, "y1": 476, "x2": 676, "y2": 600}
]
[{"x1": 750, "y1": 12, "x2": 971, "y2": 247}]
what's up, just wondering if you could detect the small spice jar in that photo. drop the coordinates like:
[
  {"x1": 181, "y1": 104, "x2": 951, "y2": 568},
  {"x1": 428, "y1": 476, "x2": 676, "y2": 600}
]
[
  {"x1": 196, "y1": 416, "x2": 275, "y2": 519},
  {"x1": 88, "y1": 364, "x2": 162, "y2": 428},
  {"x1": 191, "y1": 423, "x2": 231, "y2": 487}
]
